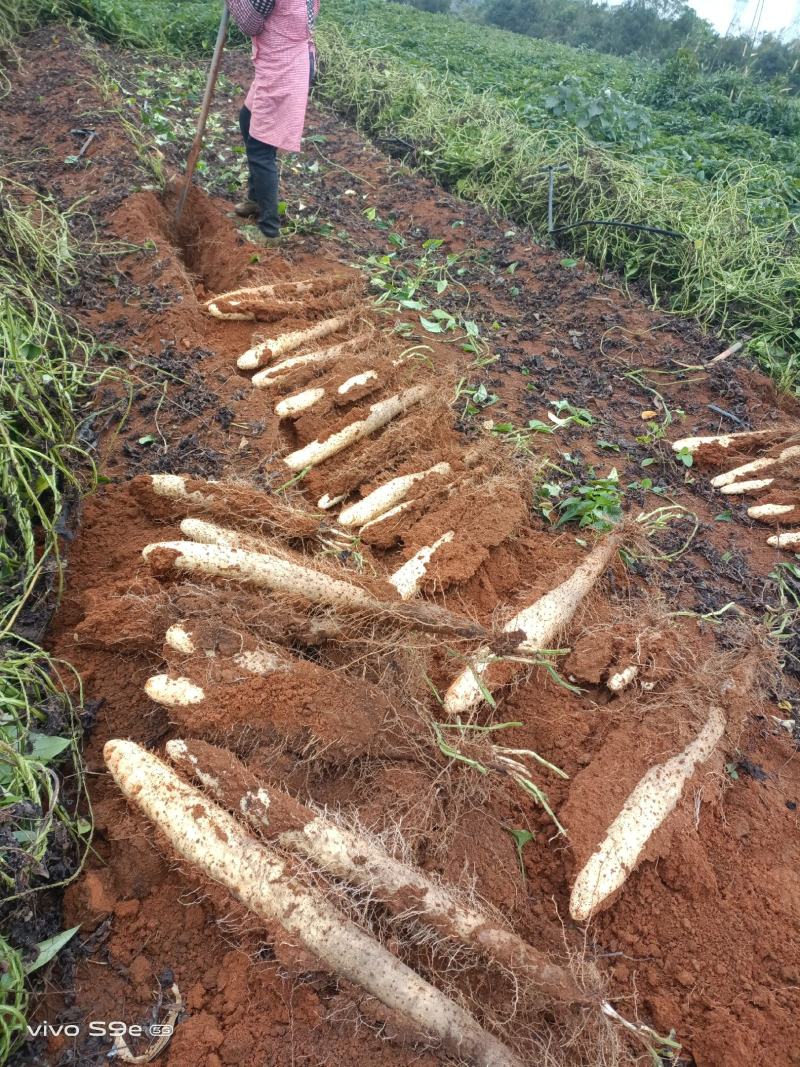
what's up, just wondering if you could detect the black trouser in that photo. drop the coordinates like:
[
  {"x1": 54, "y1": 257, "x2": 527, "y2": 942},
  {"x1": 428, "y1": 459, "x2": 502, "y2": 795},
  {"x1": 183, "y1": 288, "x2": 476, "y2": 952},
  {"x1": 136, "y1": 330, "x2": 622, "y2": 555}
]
[{"x1": 239, "y1": 105, "x2": 280, "y2": 238}]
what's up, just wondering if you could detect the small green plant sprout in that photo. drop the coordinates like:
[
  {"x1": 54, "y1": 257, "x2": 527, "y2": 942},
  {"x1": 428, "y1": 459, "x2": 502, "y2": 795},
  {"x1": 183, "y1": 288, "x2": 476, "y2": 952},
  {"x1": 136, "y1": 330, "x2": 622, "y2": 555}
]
[
  {"x1": 504, "y1": 828, "x2": 535, "y2": 882},
  {"x1": 554, "y1": 469, "x2": 624, "y2": 531},
  {"x1": 548, "y1": 399, "x2": 595, "y2": 428},
  {"x1": 431, "y1": 719, "x2": 568, "y2": 833},
  {"x1": 674, "y1": 445, "x2": 694, "y2": 468},
  {"x1": 455, "y1": 379, "x2": 499, "y2": 417}
]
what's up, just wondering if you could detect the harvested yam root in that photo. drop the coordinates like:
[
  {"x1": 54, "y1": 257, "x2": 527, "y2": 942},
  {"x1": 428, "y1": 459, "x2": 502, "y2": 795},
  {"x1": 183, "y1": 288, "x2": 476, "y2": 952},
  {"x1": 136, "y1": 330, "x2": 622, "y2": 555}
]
[
  {"x1": 274, "y1": 368, "x2": 382, "y2": 419},
  {"x1": 204, "y1": 275, "x2": 356, "y2": 320},
  {"x1": 76, "y1": 584, "x2": 341, "y2": 657},
  {"x1": 142, "y1": 524, "x2": 492, "y2": 643},
  {"x1": 672, "y1": 428, "x2": 785, "y2": 458},
  {"x1": 252, "y1": 334, "x2": 373, "y2": 390},
  {"x1": 389, "y1": 530, "x2": 455, "y2": 600},
  {"x1": 131, "y1": 473, "x2": 348, "y2": 549},
  {"x1": 445, "y1": 527, "x2": 625, "y2": 716},
  {"x1": 569, "y1": 705, "x2": 726, "y2": 922},
  {"x1": 163, "y1": 738, "x2": 682, "y2": 1057},
  {"x1": 144, "y1": 619, "x2": 395, "y2": 759},
  {"x1": 304, "y1": 398, "x2": 460, "y2": 509},
  {"x1": 673, "y1": 429, "x2": 800, "y2": 547},
  {"x1": 166, "y1": 738, "x2": 593, "y2": 1007},
  {"x1": 375, "y1": 475, "x2": 527, "y2": 588},
  {"x1": 338, "y1": 462, "x2": 452, "y2": 529},
  {"x1": 238, "y1": 313, "x2": 359, "y2": 371},
  {"x1": 104, "y1": 740, "x2": 524, "y2": 1067},
  {"x1": 768, "y1": 530, "x2": 800, "y2": 549},
  {"x1": 284, "y1": 383, "x2": 431, "y2": 471}
]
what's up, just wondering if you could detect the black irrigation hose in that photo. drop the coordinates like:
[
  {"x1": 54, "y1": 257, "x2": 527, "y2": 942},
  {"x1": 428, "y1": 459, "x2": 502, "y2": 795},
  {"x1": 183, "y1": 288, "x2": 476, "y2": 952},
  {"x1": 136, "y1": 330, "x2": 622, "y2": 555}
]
[{"x1": 550, "y1": 219, "x2": 689, "y2": 240}]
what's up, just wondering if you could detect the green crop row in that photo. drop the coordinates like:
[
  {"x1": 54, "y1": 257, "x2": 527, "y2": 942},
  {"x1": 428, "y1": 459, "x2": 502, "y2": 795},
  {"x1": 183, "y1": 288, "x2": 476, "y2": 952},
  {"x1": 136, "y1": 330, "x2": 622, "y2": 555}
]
[
  {"x1": 322, "y1": 0, "x2": 800, "y2": 209},
  {"x1": 315, "y1": 21, "x2": 799, "y2": 390},
  {"x1": 0, "y1": 177, "x2": 104, "y2": 1058}
]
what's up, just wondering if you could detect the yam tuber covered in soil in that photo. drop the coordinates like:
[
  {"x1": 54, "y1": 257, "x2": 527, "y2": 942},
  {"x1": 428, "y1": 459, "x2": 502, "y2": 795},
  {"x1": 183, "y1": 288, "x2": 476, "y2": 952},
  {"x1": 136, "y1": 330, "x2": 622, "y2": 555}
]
[
  {"x1": 338, "y1": 462, "x2": 452, "y2": 528},
  {"x1": 142, "y1": 532, "x2": 492, "y2": 642},
  {"x1": 283, "y1": 384, "x2": 431, "y2": 471},
  {"x1": 204, "y1": 275, "x2": 354, "y2": 320},
  {"x1": 445, "y1": 529, "x2": 624, "y2": 715},
  {"x1": 104, "y1": 740, "x2": 523, "y2": 1067},
  {"x1": 238, "y1": 314, "x2": 357, "y2": 370},
  {"x1": 165, "y1": 738, "x2": 591, "y2": 1006},
  {"x1": 251, "y1": 334, "x2": 371, "y2": 389},
  {"x1": 569, "y1": 705, "x2": 726, "y2": 922}
]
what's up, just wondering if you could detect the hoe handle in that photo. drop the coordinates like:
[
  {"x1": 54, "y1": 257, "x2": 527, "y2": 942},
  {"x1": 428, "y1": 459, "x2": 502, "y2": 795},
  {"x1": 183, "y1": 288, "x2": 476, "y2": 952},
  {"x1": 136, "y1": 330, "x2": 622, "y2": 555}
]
[{"x1": 175, "y1": 1, "x2": 230, "y2": 225}]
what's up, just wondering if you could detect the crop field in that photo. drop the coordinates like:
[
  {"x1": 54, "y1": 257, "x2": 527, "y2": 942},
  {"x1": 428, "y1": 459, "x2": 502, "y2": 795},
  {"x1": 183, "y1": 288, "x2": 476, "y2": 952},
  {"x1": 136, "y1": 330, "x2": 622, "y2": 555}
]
[{"x1": 1, "y1": 3, "x2": 800, "y2": 1067}]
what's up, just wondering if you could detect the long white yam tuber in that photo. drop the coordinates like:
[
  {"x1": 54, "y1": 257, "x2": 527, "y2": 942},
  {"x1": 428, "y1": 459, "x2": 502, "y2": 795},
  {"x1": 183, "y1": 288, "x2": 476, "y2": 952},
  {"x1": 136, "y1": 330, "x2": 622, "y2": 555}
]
[
  {"x1": 767, "y1": 531, "x2": 800, "y2": 550},
  {"x1": 671, "y1": 429, "x2": 779, "y2": 454},
  {"x1": 179, "y1": 516, "x2": 281, "y2": 554},
  {"x1": 275, "y1": 388, "x2": 325, "y2": 418},
  {"x1": 569, "y1": 706, "x2": 726, "y2": 922},
  {"x1": 389, "y1": 532, "x2": 455, "y2": 600},
  {"x1": 748, "y1": 503, "x2": 796, "y2": 521},
  {"x1": 140, "y1": 474, "x2": 343, "y2": 547},
  {"x1": 284, "y1": 384, "x2": 430, "y2": 472},
  {"x1": 238, "y1": 315, "x2": 354, "y2": 371},
  {"x1": 251, "y1": 335, "x2": 371, "y2": 389},
  {"x1": 143, "y1": 539, "x2": 378, "y2": 611},
  {"x1": 166, "y1": 738, "x2": 589, "y2": 1006},
  {"x1": 144, "y1": 531, "x2": 491, "y2": 642},
  {"x1": 338, "y1": 463, "x2": 451, "y2": 529},
  {"x1": 710, "y1": 445, "x2": 800, "y2": 489},
  {"x1": 445, "y1": 531, "x2": 622, "y2": 716},
  {"x1": 205, "y1": 277, "x2": 352, "y2": 319},
  {"x1": 104, "y1": 741, "x2": 521, "y2": 1067},
  {"x1": 720, "y1": 478, "x2": 774, "y2": 495}
]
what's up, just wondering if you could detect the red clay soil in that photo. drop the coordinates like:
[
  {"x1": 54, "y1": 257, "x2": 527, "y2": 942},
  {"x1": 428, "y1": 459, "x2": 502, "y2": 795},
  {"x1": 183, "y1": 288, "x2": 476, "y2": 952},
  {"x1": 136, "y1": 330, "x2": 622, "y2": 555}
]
[{"x1": 4, "y1": 27, "x2": 800, "y2": 1067}]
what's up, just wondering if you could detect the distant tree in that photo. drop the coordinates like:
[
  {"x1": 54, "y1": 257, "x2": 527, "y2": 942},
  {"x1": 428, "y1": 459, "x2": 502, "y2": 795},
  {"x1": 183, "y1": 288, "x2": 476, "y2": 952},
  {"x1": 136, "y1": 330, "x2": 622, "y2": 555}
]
[{"x1": 480, "y1": 0, "x2": 799, "y2": 90}]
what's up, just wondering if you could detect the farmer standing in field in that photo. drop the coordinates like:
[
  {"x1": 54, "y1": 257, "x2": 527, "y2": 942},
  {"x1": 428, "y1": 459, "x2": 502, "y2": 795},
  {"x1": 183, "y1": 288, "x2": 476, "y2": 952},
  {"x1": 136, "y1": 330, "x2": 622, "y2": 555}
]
[{"x1": 226, "y1": 0, "x2": 319, "y2": 246}]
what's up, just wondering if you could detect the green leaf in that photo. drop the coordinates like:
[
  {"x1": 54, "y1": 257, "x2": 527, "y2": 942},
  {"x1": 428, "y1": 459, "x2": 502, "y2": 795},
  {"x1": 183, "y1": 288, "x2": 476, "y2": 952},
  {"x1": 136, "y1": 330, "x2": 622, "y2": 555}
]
[
  {"x1": 138, "y1": 434, "x2": 155, "y2": 445},
  {"x1": 27, "y1": 733, "x2": 71, "y2": 763},
  {"x1": 419, "y1": 316, "x2": 443, "y2": 333},
  {"x1": 560, "y1": 258, "x2": 578, "y2": 269},
  {"x1": 25, "y1": 927, "x2": 80, "y2": 976}
]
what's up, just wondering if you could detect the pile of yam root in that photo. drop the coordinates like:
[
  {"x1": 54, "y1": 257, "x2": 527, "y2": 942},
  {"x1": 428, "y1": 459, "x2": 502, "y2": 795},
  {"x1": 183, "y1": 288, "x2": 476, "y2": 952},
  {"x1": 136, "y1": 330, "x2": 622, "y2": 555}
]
[{"x1": 90, "y1": 275, "x2": 778, "y2": 1065}]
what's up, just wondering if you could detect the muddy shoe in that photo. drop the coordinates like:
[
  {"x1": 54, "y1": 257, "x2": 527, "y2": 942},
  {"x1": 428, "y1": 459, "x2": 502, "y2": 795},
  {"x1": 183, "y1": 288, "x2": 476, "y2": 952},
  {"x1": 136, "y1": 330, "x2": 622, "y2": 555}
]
[
  {"x1": 251, "y1": 232, "x2": 281, "y2": 249},
  {"x1": 241, "y1": 225, "x2": 281, "y2": 249},
  {"x1": 233, "y1": 199, "x2": 259, "y2": 217}
]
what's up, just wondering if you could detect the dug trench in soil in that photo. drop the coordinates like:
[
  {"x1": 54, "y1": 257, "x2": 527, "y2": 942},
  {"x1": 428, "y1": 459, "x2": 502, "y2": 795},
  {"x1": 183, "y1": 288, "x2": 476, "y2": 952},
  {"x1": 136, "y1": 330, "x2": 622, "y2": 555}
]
[{"x1": 3, "y1": 26, "x2": 800, "y2": 1067}]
